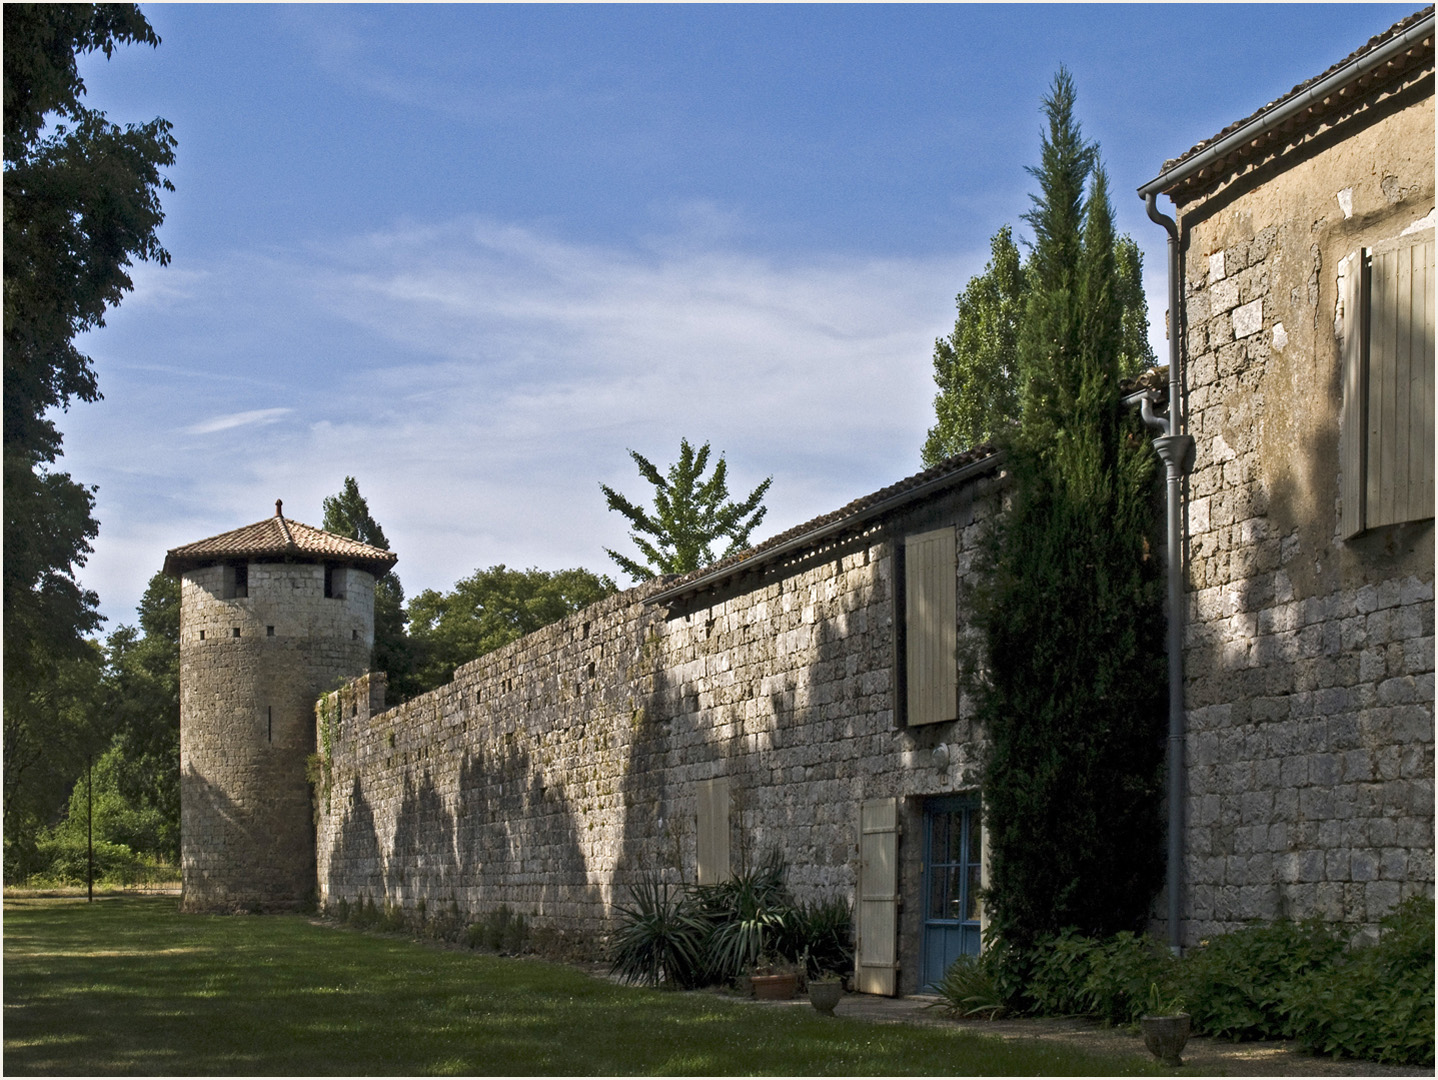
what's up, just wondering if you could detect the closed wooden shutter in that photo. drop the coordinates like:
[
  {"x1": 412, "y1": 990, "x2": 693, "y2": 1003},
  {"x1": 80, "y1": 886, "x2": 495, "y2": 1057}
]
[
  {"x1": 695, "y1": 777, "x2": 730, "y2": 885},
  {"x1": 1342, "y1": 230, "x2": 1435, "y2": 538},
  {"x1": 1340, "y1": 250, "x2": 1368, "y2": 539},
  {"x1": 1368, "y1": 231, "x2": 1435, "y2": 529},
  {"x1": 856, "y1": 797, "x2": 899, "y2": 995},
  {"x1": 904, "y1": 528, "x2": 958, "y2": 727}
]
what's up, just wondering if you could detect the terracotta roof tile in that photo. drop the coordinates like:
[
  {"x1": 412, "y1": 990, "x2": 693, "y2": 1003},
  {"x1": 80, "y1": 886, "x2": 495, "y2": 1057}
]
[
  {"x1": 1154, "y1": 7, "x2": 1434, "y2": 199},
  {"x1": 164, "y1": 503, "x2": 398, "y2": 577}
]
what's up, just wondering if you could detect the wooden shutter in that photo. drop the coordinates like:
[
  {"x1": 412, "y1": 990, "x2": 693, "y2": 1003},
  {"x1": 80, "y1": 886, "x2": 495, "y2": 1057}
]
[
  {"x1": 1343, "y1": 230, "x2": 1435, "y2": 538},
  {"x1": 695, "y1": 777, "x2": 730, "y2": 885},
  {"x1": 1368, "y1": 231, "x2": 1435, "y2": 529},
  {"x1": 904, "y1": 528, "x2": 958, "y2": 727},
  {"x1": 856, "y1": 797, "x2": 900, "y2": 995},
  {"x1": 1340, "y1": 250, "x2": 1368, "y2": 539}
]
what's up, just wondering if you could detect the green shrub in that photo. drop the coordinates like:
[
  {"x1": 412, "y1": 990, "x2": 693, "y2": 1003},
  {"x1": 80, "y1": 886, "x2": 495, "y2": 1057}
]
[
  {"x1": 610, "y1": 879, "x2": 706, "y2": 988},
  {"x1": 1179, "y1": 918, "x2": 1343, "y2": 1041},
  {"x1": 1078, "y1": 931, "x2": 1173, "y2": 1026},
  {"x1": 333, "y1": 897, "x2": 351, "y2": 924},
  {"x1": 1282, "y1": 898, "x2": 1434, "y2": 1066},
  {"x1": 465, "y1": 904, "x2": 531, "y2": 954},
  {"x1": 1023, "y1": 928, "x2": 1098, "y2": 1016},
  {"x1": 929, "y1": 953, "x2": 1008, "y2": 1019},
  {"x1": 26, "y1": 833, "x2": 166, "y2": 887}
]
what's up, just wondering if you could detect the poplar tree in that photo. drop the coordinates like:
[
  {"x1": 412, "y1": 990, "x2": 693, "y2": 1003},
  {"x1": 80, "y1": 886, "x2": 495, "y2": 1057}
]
[{"x1": 976, "y1": 71, "x2": 1166, "y2": 947}]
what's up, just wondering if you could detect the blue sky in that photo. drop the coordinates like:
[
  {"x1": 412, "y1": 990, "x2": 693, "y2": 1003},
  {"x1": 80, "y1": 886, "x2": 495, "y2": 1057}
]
[{"x1": 65, "y1": 3, "x2": 1418, "y2": 626}]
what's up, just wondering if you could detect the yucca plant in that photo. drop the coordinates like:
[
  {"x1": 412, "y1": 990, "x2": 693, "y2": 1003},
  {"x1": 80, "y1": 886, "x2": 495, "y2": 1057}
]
[
  {"x1": 796, "y1": 895, "x2": 854, "y2": 978},
  {"x1": 609, "y1": 878, "x2": 706, "y2": 988},
  {"x1": 690, "y1": 859, "x2": 799, "y2": 983},
  {"x1": 929, "y1": 953, "x2": 1009, "y2": 1019}
]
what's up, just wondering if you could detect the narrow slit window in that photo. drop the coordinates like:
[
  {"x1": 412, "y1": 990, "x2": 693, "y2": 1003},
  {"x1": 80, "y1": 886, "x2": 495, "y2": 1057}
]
[
  {"x1": 267, "y1": 626, "x2": 275, "y2": 636},
  {"x1": 198, "y1": 629, "x2": 205, "y2": 641},
  {"x1": 267, "y1": 706, "x2": 272, "y2": 743}
]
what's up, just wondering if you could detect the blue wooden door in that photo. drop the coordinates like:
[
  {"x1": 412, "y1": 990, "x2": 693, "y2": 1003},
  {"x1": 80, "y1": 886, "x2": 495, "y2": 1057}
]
[{"x1": 921, "y1": 796, "x2": 982, "y2": 989}]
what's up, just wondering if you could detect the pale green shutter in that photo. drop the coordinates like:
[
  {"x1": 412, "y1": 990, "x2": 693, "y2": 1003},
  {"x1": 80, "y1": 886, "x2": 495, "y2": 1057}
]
[
  {"x1": 1367, "y1": 232, "x2": 1435, "y2": 528},
  {"x1": 1341, "y1": 230, "x2": 1434, "y2": 537},
  {"x1": 904, "y1": 528, "x2": 957, "y2": 727},
  {"x1": 856, "y1": 797, "x2": 899, "y2": 995},
  {"x1": 695, "y1": 777, "x2": 730, "y2": 885}
]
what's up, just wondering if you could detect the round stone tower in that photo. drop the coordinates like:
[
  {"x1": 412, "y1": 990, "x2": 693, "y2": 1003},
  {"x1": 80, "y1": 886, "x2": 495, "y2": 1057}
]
[{"x1": 164, "y1": 500, "x2": 397, "y2": 912}]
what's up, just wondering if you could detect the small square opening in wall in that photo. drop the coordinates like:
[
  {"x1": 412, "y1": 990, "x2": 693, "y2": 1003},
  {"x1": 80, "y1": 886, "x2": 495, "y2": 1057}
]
[
  {"x1": 232, "y1": 627, "x2": 241, "y2": 638},
  {"x1": 267, "y1": 626, "x2": 275, "y2": 637},
  {"x1": 198, "y1": 630, "x2": 205, "y2": 640},
  {"x1": 352, "y1": 629, "x2": 359, "y2": 641}
]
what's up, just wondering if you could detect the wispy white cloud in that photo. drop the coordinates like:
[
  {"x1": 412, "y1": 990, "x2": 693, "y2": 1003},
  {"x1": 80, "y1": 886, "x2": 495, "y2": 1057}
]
[
  {"x1": 184, "y1": 408, "x2": 293, "y2": 436},
  {"x1": 67, "y1": 215, "x2": 982, "y2": 623}
]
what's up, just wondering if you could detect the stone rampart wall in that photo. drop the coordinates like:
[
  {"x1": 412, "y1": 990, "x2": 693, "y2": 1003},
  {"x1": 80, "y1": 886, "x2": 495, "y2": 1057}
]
[{"x1": 315, "y1": 479, "x2": 998, "y2": 974}]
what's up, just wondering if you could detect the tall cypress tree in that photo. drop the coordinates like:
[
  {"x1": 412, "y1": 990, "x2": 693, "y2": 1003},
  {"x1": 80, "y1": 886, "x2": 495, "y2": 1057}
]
[{"x1": 976, "y1": 71, "x2": 1166, "y2": 947}]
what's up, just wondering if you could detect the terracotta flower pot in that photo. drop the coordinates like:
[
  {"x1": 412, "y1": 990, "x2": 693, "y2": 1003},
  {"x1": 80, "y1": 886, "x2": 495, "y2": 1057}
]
[
  {"x1": 751, "y1": 972, "x2": 798, "y2": 1000},
  {"x1": 1140, "y1": 1013, "x2": 1191, "y2": 1066},
  {"x1": 807, "y1": 978, "x2": 844, "y2": 1015}
]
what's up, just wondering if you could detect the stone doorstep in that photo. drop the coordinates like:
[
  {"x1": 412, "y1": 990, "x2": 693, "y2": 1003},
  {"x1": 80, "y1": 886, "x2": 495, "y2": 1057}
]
[{"x1": 738, "y1": 992, "x2": 1430, "y2": 1078}]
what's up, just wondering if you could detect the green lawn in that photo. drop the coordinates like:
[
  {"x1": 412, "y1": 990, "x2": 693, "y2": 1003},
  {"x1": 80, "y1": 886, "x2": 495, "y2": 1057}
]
[{"x1": 4, "y1": 896, "x2": 1163, "y2": 1076}]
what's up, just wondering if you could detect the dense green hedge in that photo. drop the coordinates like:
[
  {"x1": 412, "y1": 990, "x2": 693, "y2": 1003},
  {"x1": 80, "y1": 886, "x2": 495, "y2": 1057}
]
[{"x1": 933, "y1": 899, "x2": 1434, "y2": 1066}]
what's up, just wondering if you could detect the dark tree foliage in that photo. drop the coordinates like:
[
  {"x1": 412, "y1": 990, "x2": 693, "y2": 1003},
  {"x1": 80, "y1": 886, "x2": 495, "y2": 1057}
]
[
  {"x1": 321, "y1": 477, "x2": 417, "y2": 700},
  {"x1": 601, "y1": 438, "x2": 772, "y2": 582},
  {"x1": 975, "y1": 70, "x2": 1166, "y2": 947},
  {"x1": 3, "y1": 4, "x2": 174, "y2": 856},
  {"x1": 923, "y1": 219, "x2": 1153, "y2": 465},
  {"x1": 100, "y1": 571, "x2": 181, "y2": 861},
  {"x1": 406, "y1": 565, "x2": 617, "y2": 696}
]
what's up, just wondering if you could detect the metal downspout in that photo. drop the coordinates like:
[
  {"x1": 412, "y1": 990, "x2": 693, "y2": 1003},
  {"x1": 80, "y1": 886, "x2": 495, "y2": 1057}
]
[{"x1": 1146, "y1": 192, "x2": 1193, "y2": 955}]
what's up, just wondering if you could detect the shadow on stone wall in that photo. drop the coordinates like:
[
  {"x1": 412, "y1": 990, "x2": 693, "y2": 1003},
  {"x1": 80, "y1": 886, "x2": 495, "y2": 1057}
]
[
  {"x1": 615, "y1": 606, "x2": 680, "y2": 894},
  {"x1": 331, "y1": 774, "x2": 384, "y2": 898},
  {"x1": 455, "y1": 737, "x2": 601, "y2": 931},
  {"x1": 391, "y1": 769, "x2": 457, "y2": 902},
  {"x1": 182, "y1": 763, "x2": 314, "y2": 912}
]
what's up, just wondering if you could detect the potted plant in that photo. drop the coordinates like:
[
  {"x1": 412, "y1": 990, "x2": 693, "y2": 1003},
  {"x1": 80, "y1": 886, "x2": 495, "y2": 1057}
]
[
  {"x1": 806, "y1": 970, "x2": 845, "y2": 1015},
  {"x1": 1139, "y1": 983, "x2": 1190, "y2": 1067},
  {"x1": 749, "y1": 957, "x2": 799, "y2": 1000}
]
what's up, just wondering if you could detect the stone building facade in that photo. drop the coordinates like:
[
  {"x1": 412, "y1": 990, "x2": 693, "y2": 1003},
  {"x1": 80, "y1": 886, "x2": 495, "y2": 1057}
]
[{"x1": 1141, "y1": 8, "x2": 1434, "y2": 940}]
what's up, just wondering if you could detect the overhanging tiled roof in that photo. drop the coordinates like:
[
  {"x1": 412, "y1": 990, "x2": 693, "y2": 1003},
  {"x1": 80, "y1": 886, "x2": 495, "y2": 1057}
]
[
  {"x1": 164, "y1": 503, "x2": 398, "y2": 577},
  {"x1": 646, "y1": 445, "x2": 1002, "y2": 607},
  {"x1": 1140, "y1": 6, "x2": 1434, "y2": 202}
]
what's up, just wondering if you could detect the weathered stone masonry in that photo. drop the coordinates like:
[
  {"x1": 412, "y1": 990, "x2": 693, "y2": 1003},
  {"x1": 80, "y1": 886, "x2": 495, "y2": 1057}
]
[
  {"x1": 1171, "y1": 58, "x2": 1434, "y2": 939},
  {"x1": 315, "y1": 474, "x2": 1000, "y2": 987}
]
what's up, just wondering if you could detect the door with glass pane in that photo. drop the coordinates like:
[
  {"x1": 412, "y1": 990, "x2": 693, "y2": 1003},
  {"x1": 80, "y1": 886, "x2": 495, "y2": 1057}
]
[{"x1": 921, "y1": 795, "x2": 982, "y2": 988}]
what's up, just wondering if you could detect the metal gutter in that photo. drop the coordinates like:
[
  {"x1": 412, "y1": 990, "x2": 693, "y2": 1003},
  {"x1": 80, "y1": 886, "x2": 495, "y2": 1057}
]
[
  {"x1": 1144, "y1": 189, "x2": 1196, "y2": 955},
  {"x1": 645, "y1": 451, "x2": 1004, "y2": 607},
  {"x1": 1137, "y1": 10, "x2": 1434, "y2": 200}
]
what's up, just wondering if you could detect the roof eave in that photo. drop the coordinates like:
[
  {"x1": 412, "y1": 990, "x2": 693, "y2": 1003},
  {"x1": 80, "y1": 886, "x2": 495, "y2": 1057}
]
[
  {"x1": 1137, "y1": 10, "x2": 1435, "y2": 202},
  {"x1": 645, "y1": 450, "x2": 1004, "y2": 608}
]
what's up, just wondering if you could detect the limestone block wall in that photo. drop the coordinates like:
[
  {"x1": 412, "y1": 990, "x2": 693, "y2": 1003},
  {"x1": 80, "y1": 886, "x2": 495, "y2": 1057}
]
[
  {"x1": 315, "y1": 478, "x2": 999, "y2": 986},
  {"x1": 1174, "y1": 84, "x2": 1434, "y2": 941},
  {"x1": 181, "y1": 560, "x2": 375, "y2": 912}
]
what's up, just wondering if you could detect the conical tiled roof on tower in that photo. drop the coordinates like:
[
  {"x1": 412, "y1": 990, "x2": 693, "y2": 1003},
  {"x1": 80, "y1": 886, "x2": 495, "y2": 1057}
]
[{"x1": 163, "y1": 499, "x2": 398, "y2": 577}]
